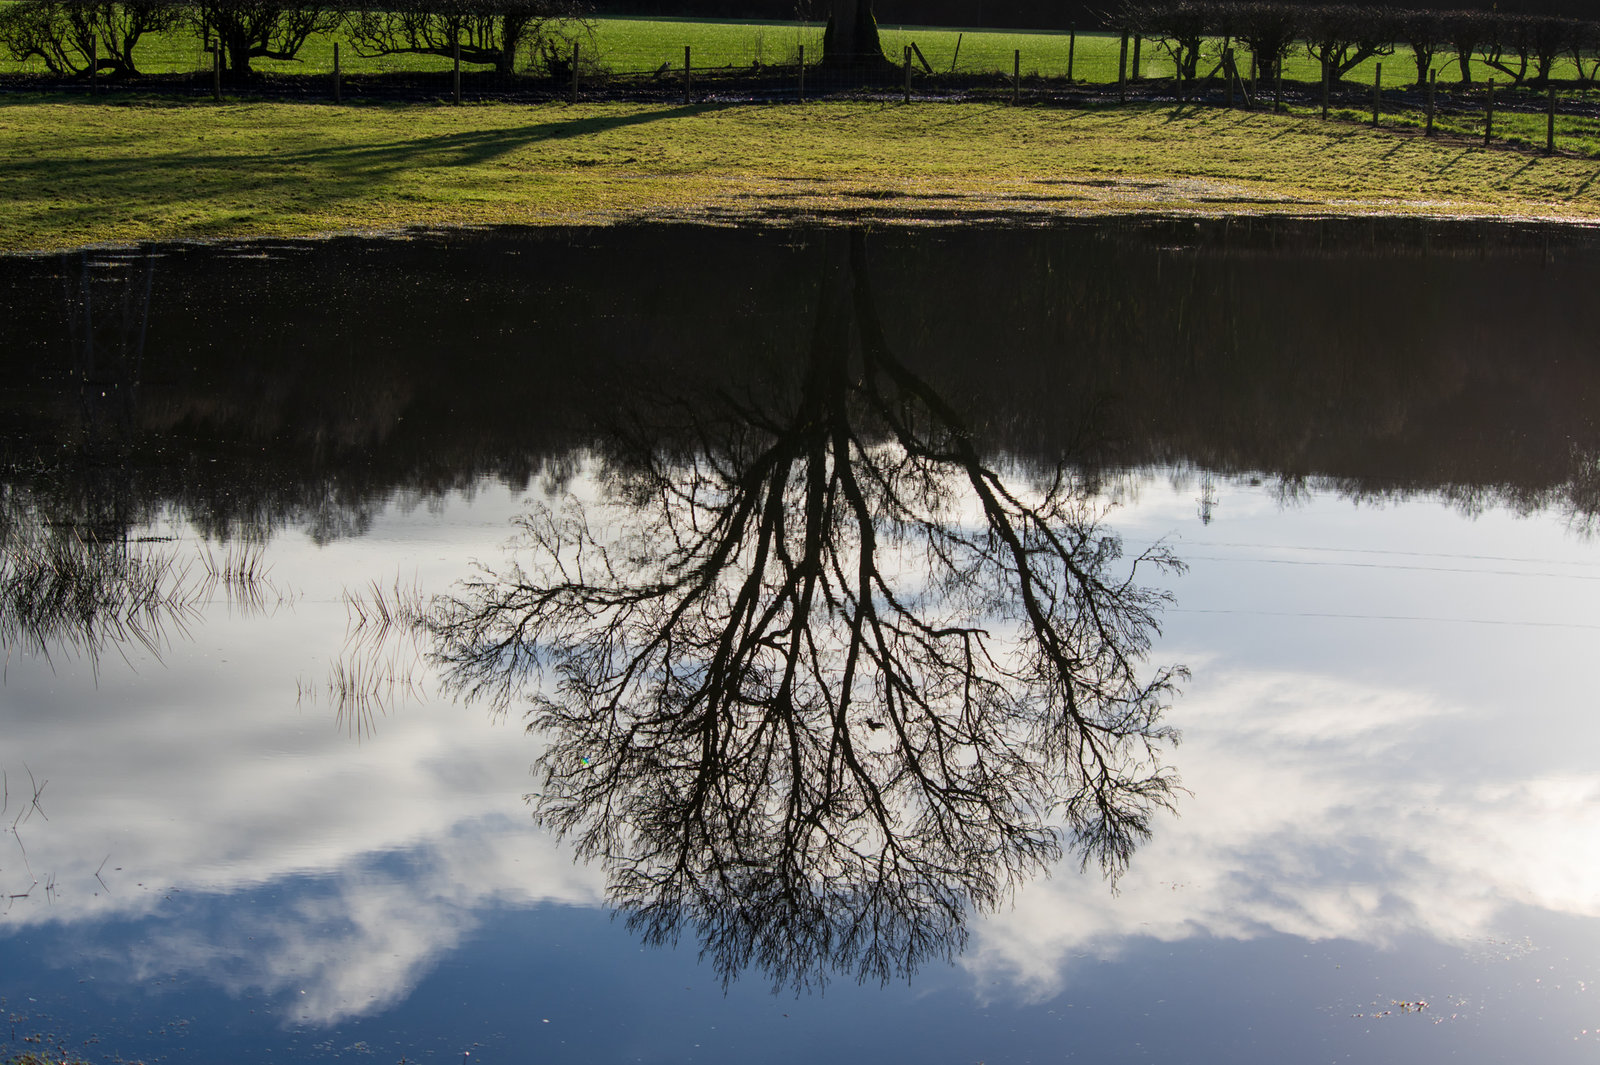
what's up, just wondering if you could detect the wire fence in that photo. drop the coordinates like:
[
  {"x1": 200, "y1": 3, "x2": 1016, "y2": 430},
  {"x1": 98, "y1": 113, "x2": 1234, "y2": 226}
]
[
  {"x1": 0, "y1": 22, "x2": 1136, "y2": 84},
  {"x1": 6, "y1": 21, "x2": 1600, "y2": 156}
]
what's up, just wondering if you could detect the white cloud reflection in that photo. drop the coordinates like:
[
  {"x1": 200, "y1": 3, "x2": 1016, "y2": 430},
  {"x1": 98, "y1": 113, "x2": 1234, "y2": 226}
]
[
  {"x1": 104, "y1": 818, "x2": 602, "y2": 1025},
  {"x1": 5, "y1": 476, "x2": 1600, "y2": 1024},
  {"x1": 961, "y1": 472, "x2": 1600, "y2": 999}
]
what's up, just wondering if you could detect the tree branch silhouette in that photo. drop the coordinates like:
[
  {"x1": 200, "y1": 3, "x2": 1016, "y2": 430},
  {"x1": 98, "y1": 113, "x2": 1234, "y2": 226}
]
[{"x1": 429, "y1": 230, "x2": 1187, "y2": 990}]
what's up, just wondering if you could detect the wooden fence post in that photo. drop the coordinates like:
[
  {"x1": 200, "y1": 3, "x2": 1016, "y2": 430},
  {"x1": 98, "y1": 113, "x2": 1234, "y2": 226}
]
[
  {"x1": 1371, "y1": 61, "x2": 1381, "y2": 126},
  {"x1": 1321, "y1": 59, "x2": 1329, "y2": 118},
  {"x1": 1547, "y1": 85, "x2": 1557, "y2": 154},
  {"x1": 684, "y1": 45, "x2": 691, "y2": 104},
  {"x1": 1131, "y1": 35, "x2": 1141, "y2": 80},
  {"x1": 904, "y1": 45, "x2": 911, "y2": 102},
  {"x1": 452, "y1": 33, "x2": 461, "y2": 105},
  {"x1": 333, "y1": 41, "x2": 340, "y2": 103},
  {"x1": 798, "y1": 44, "x2": 804, "y2": 102},
  {"x1": 571, "y1": 42, "x2": 579, "y2": 102},
  {"x1": 1484, "y1": 77, "x2": 1494, "y2": 147},
  {"x1": 89, "y1": 36, "x2": 97, "y2": 93},
  {"x1": 1012, "y1": 48, "x2": 1019, "y2": 104},
  {"x1": 1118, "y1": 32, "x2": 1128, "y2": 102},
  {"x1": 1274, "y1": 68, "x2": 1282, "y2": 113},
  {"x1": 1225, "y1": 48, "x2": 1234, "y2": 108},
  {"x1": 212, "y1": 40, "x2": 221, "y2": 101},
  {"x1": 1426, "y1": 69, "x2": 1435, "y2": 135},
  {"x1": 1066, "y1": 28, "x2": 1075, "y2": 82}
]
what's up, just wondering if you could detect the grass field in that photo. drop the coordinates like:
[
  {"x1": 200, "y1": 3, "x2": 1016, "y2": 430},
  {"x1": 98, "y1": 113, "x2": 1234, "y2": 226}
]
[
  {"x1": 4, "y1": 95, "x2": 1599, "y2": 253},
  {"x1": 5, "y1": 13, "x2": 1600, "y2": 88},
  {"x1": 1335, "y1": 101, "x2": 1600, "y2": 156},
  {"x1": 0, "y1": 16, "x2": 1130, "y2": 79}
]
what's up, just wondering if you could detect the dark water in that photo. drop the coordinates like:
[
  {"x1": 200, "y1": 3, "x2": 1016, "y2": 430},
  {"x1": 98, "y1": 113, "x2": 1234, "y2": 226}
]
[{"x1": 3, "y1": 220, "x2": 1599, "y2": 1064}]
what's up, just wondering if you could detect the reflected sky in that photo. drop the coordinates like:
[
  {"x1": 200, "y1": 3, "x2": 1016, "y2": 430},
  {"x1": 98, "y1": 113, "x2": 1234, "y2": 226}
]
[
  {"x1": 5, "y1": 221, "x2": 1600, "y2": 1063},
  {"x1": 5, "y1": 472, "x2": 1600, "y2": 1063},
  {"x1": 975, "y1": 485, "x2": 1600, "y2": 995}
]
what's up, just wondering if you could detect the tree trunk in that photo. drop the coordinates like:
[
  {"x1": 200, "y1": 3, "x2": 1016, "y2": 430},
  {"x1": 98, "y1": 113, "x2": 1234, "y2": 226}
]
[
  {"x1": 1412, "y1": 47, "x2": 1432, "y2": 86},
  {"x1": 496, "y1": 14, "x2": 527, "y2": 76},
  {"x1": 822, "y1": 0, "x2": 886, "y2": 71},
  {"x1": 225, "y1": 31, "x2": 250, "y2": 80}
]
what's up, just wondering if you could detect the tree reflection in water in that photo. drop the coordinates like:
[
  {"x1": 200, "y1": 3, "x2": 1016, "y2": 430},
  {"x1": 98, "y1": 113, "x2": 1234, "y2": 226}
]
[{"x1": 430, "y1": 231, "x2": 1187, "y2": 990}]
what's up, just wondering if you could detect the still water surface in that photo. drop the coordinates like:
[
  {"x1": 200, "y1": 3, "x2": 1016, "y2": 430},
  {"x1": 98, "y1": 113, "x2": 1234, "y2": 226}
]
[{"x1": 2, "y1": 221, "x2": 1599, "y2": 1063}]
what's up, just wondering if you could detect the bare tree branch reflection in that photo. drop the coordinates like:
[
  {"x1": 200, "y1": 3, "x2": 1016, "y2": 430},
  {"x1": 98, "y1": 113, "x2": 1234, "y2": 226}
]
[{"x1": 430, "y1": 231, "x2": 1187, "y2": 990}]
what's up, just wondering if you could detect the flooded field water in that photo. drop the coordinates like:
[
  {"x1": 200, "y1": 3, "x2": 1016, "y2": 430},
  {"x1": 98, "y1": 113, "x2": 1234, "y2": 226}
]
[{"x1": 2, "y1": 219, "x2": 1599, "y2": 1064}]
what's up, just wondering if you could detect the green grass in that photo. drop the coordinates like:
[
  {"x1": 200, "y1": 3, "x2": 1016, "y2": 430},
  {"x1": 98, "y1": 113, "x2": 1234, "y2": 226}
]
[
  {"x1": 0, "y1": 15, "x2": 1127, "y2": 78},
  {"x1": 586, "y1": 16, "x2": 821, "y2": 72},
  {"x1": 1318, "y1": 101, "x2": 1600, "y2": 157},
  {"x1": 4, "y1": 94, "x2": 1600, "y2": 254},
  {"x1": 879, "y1": 26, "x2": 1125, "y2": 80},
  {"x1": 7, "y1": 13, "x2": 1596, "y2": 86}
]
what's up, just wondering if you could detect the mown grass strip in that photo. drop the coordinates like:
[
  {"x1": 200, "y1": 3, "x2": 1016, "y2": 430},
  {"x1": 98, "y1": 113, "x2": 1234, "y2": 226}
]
[{"x1": 4, "y1": 95, "x2": 1600, "y2": 253}]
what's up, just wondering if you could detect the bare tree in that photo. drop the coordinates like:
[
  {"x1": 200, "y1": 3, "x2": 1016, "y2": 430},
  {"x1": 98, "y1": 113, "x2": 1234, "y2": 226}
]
[
  {"x1": 1448, "y1": 10, "x2": 1488, "y2": 86},
  {"x1": 1480, "y1": 15, "x2": 1575, "y2": 87},
  {"x1": 188, "y1": 1, "x2": 336, "y2": 80},
  {"x1": 0, "y1": 0, "x2": 177, "y2": 77},
  {"x1": 1479, "y1": 14, "x2": 1531, "y2": 86},
  {"x1": 429, "y1": 231, "x2": 1187, "y2": 990},
  {"x1": 342, "y1": 0, "x2": 589, "y2": 78},
  {"x1": 1228, "y1": 1, "x2": 1301, "y2": 85},
  {"x1": 1129, "y1": 0, "x2": 1221, "y2": 85},
  {"x1": 1571, "y1": 18, "x2": 1600, "y2": 85},
  {"x1": 1303, "y1": 4, "x2": 1395, "y2": 87},
  {"x1": 1398, "y1": 8, "x2": 1447, "y2": 87}
]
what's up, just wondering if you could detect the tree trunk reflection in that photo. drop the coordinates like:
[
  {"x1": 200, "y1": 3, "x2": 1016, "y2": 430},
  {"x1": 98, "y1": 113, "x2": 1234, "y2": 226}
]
[{"x1": 430, "y1": 230, "x2": 1187, "y2": 990}]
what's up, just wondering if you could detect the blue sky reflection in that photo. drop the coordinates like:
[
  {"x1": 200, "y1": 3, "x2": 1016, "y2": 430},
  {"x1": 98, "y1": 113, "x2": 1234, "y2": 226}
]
[{"x1": 4, "y1": 472, "x2": 1600, "y2": 1063}]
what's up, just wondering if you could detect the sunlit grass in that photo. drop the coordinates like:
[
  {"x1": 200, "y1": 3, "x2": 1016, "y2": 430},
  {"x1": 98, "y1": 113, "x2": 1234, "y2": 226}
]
[
  {"x1": 4, "y1": 95, "x2": 1600, "y2": 253},
  {"x1": 588, "y1": 16, "x2": 820, "y2": 73},
  {"x1": 1311, "y1": 102, "x2": 1600, "y2": 156},
  {"x1": 876, "y1": 26, "x2": 1124, "y2": 80},
  {"x1": 6, "y1": 10, "x2": 1600, "y2": 90},
  {"x1": 8, "y1": 13, "x2": 1598, "y2": 86},
  {"x1": 0, "y1": 13, "x2": 1117, "y2": 77}
]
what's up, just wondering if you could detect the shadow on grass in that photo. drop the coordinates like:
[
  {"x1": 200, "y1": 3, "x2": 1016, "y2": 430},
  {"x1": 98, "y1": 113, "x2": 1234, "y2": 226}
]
[
  {"x1": 11, "y1": 101, "x2": 710, "y2": 166},
  {"x1": 1503, "y1": 157, "x2": 1541, "y2": 182},
  {"x1": 1568, "y1": 166, "x2": 1600, "y2": 197},
  {"x1": 1, "y1": 102, "x2": 715, "y2": 237}
]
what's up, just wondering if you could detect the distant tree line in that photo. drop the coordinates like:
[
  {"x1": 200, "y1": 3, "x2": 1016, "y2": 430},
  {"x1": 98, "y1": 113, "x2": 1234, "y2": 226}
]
[
  {"x1": 1117, "y1": 2, "x2": 1600, "y2": 86},
  {"x1": 610, "y1": 0, "x2": 1600, "y2": 33},
  {"x1": 0, "y1": 0, "x2": 589, "y2": 79},
  {"x1": 8, "y1": 220, "x2": 1600, "y2": 548},
  {"x1": 7, "y1": 0, "x2": 1600, "y2": 80}
]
